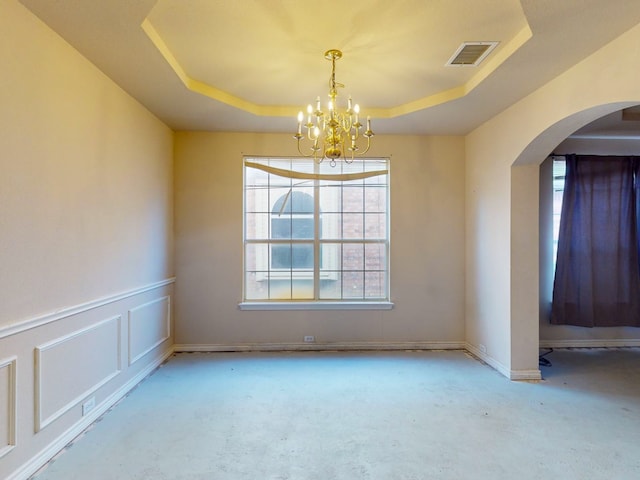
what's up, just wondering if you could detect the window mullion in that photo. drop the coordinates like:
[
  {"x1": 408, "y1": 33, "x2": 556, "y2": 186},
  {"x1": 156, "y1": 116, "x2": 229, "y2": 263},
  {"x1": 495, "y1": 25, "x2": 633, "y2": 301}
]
[
  {"x1": 268, "y1": 171, "x2": 272, "y2": 300},
  {"x1": 313, "y1": 164, "x2": 320, "y2": 300},
  {"x1": 340, "y1": 180, "x2": 344, "y2": 300},
  {"x1": 362, "y1": 179, "x2": 366, "y2": 297}
]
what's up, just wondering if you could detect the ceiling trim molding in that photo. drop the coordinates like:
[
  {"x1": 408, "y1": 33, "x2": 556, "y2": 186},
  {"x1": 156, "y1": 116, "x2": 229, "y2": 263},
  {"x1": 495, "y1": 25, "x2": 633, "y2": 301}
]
[{"x1": 142, "y1": 19, "x2": 531, "y2": 120}]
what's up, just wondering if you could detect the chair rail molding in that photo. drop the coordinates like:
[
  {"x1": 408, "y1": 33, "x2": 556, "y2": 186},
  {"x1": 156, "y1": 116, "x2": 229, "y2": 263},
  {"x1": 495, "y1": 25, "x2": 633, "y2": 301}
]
[{"x1": 0, "y1": 278, "x2": 175, "y2": 340}]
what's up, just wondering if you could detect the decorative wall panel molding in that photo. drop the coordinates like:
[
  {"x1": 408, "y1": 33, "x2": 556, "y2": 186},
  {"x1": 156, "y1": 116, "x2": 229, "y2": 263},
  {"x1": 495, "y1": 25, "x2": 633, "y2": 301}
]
[
  {"x1": 0, "y1": 356, "x2": 17, "y2": 459},
  {"x1": 128, "y1": 296, "x2": 171, "y2": 366},
  {"x1": 6, "y1": 348, "x2": 173, "y2": 480},
  {"x1": 34, "y1": 316, "x2": 122, "y2": 432},
  {"x1": 0, "y1": 277, "x2": 175, "y2": 340}
]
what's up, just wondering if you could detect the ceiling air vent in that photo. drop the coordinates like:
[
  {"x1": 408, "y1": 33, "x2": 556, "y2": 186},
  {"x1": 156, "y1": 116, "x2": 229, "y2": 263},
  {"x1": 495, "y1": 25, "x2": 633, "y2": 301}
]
[{"x1": 446, "y1": 41, "x2": 499, "y2": 67}]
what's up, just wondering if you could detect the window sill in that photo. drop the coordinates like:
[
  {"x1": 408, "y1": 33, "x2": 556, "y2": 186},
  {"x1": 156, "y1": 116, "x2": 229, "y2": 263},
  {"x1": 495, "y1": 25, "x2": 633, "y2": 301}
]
[{"x1": 238, "y1": 301, "x2": 394, "y2": 311}]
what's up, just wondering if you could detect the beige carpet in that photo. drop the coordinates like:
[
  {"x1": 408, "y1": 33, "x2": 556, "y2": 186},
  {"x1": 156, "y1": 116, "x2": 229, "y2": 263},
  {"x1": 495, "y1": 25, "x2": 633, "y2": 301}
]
[{"x1": 31, "y1": 349, "x2": 640, "y2": 479}]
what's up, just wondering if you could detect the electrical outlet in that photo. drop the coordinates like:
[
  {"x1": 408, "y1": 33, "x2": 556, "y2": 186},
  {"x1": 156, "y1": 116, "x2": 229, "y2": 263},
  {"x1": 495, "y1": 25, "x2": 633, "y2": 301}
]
[
  {"x1": 82, "y1": 396, "x2": 96, "y2": 416},
  {"x1": 304, "y1": 335, "x2": 315, "y2": 343}
]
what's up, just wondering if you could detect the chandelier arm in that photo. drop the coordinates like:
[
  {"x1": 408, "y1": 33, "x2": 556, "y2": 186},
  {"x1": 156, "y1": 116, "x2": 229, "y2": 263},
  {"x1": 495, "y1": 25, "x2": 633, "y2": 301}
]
[
  {"x1": 344, "y1": 151, "x2": 354, "y2": 164},
  {"x1": 296, "y1": 137, "x2": 318, "y2": 159},
  {"x1": 307, "y1": 128, "x2": 316, "y2": 141},
  {"x1": 351, "y1": 126, "x2": 360, "y2": 141},
  {"x1": 356, "y1": 136, "x2": 372, "y2": 156},
  {"x1": 340, "y1": 114, "x2": 352, "y2": 133}
]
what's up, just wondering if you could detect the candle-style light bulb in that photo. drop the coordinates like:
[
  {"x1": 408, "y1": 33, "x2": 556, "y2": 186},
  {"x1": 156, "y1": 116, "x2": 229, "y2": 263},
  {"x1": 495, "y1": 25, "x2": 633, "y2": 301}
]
[
  {"x1": 297, "y1": 111, "x2": 303, "y2": 135},
  {"x1": 306, "y1": 104, "x2": 313, "y2": 125}
]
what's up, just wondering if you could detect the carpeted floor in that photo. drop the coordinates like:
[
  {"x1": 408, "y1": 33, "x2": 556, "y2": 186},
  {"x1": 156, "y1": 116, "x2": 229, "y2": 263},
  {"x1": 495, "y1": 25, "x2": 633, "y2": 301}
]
[{"x1": 31, "y1": 348, "x2": 640, "y2": 479}]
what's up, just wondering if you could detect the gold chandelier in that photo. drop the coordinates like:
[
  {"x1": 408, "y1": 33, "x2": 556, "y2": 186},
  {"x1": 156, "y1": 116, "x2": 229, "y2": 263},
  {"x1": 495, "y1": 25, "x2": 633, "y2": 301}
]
[{"x1": 294, "y1": 49, "x2": 373, "y2": 166}]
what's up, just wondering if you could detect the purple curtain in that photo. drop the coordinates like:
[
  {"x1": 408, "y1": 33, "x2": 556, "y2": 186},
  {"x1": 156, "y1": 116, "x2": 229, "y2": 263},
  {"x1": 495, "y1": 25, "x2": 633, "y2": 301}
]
[
  {"x1": 551, "y1": 155, "x2": 640, "y2": 327},
  {"x1": 637, "y1": 160, "x2": 640, "y2": 274}
]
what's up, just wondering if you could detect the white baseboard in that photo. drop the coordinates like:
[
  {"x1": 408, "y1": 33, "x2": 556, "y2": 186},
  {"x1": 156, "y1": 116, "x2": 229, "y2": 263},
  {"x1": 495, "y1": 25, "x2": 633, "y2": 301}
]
[
  {"x1": 175, "y1": 342, "x2": 543, "y2": 380},
  {"x1": 465, "y1": 343, "x2": 541, "y2": 381},
  {"x1": 464, "y1": 343, "x2": 510, "y2": 378},
  {"x1": 509, "y1": 369, "x2": 543, "y2": 381},
  {"x1": 173, "y1": 341, "x2": 466, "y2": 353},
  {"x1": 539, "y1": 339, "x2": 640, "y2": 348},
  {"x1": 7, "y1": 347, "x2": 174, "y2": 480}
]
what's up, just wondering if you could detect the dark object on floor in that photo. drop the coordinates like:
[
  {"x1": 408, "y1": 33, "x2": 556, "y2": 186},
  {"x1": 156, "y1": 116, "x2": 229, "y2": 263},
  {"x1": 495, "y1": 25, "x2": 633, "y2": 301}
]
[{"x1": 539, "y1": 348, "x2": 553, "y2": 367}]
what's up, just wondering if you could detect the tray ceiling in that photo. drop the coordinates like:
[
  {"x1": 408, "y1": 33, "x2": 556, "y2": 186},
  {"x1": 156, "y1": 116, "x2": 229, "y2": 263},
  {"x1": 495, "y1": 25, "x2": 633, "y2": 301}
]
[{"x1": 19, "y1": 0, "x2": 640, "y2": 135}]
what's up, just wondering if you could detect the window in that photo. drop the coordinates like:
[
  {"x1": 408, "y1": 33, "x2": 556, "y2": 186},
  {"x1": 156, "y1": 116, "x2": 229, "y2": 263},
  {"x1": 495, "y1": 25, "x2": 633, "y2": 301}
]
[
  {"x1": 552, "y1": 157, "x2": 566, "y2": 263},
  {"x1": 271, "y1": 191, "x2": 316, "y2": 270},
  {"x1": 243, "y1": 157, "x2": 390, "y2": 306}
]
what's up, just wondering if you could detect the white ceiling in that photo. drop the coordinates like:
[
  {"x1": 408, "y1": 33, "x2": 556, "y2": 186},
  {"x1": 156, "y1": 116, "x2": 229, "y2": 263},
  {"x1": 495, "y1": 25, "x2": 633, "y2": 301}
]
[{"x1": 19, "y1": 0, "x2": 640, "y2": 136}]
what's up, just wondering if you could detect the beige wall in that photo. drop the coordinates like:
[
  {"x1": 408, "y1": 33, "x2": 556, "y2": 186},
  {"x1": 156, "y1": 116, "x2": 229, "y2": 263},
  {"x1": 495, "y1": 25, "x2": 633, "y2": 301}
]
[
  {"x1": 4, "y1": 0, "x2": 640, "y2": 475},
  {"x1": 1, "y1": 0, "x2": 174, "y2": 328},
  {"x1": 464, "y1": 132, "x2": 513, "y2": 374},
  {"x1": 466, "y1": 21, "x2": 640, "y2": 378},
  {"x1": 0, "y1": 2, "x2": 174, "y2": 478},
  {"x1": 174, "y1": 132, "x2": 465, "y2": 347}
]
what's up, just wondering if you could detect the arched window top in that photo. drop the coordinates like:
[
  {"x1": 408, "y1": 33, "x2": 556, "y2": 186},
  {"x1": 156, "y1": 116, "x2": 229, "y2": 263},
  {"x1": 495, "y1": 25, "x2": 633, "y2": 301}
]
[{"x1": 272, "y1": 191, "x2": 315, "y2": 215}]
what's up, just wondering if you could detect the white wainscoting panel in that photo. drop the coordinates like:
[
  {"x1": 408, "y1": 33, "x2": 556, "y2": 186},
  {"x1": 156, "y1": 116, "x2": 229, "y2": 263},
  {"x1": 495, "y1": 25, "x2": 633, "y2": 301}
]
[
  {"x1": 128, "y1": 296, "x2": 171, "y2": 366},
  {"x1": 0, "y1": 357, "x2": 17, "y2": 459},
  {"x1": 34, "y1": 316, "x2": 122, "y2": 432}
]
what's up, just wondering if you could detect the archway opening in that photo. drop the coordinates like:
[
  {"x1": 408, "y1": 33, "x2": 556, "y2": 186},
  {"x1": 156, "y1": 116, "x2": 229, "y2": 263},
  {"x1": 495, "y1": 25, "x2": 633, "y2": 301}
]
[{"x1": 510, "y1": 101, "x2": 640, "y2": 374}]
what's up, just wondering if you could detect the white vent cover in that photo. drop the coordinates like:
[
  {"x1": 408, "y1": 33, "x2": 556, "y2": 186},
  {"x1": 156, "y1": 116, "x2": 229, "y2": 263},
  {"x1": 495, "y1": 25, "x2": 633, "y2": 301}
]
[{"x1": 446, "y1": 41, "x2": 499, "y2": 66}]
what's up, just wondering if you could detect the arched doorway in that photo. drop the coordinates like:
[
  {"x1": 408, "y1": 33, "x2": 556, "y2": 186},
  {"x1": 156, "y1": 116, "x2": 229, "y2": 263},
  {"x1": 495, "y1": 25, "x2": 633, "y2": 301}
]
[{"x1": 510, "y1": 102, "x2": 640, "y2": 376}]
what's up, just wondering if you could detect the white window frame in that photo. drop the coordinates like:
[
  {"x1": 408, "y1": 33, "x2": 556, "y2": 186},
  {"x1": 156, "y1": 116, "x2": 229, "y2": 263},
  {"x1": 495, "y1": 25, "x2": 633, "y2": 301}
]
[{"x1": 240, "y1": 156, "x2": 393, "y2": 310}]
